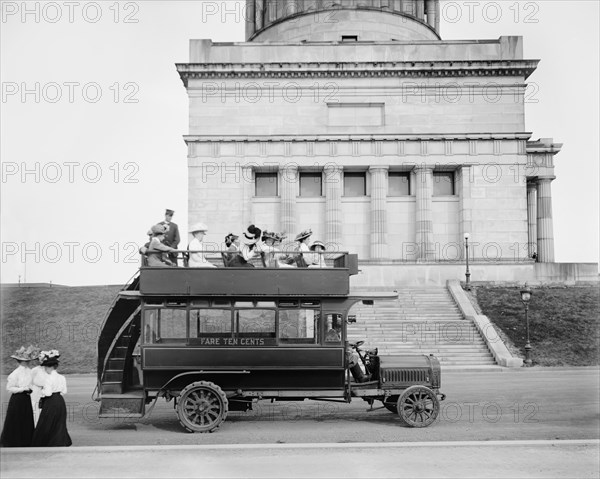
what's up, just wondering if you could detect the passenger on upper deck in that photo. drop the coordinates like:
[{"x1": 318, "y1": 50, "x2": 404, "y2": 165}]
[
  {"x1": 223, "y1": 233, "x2": 240, "y2": 267},
  {"x1": 147, "y1": 224, "x2": 177, "y2": 267},
  {"x1": 294, "y1": 229, "x2": 313, "y2": 268},
  {"x1": 229, "y1": 225, "x2": 262, "y2": 267},
  {"x1": 308, "y1": 240, "x2": 329, "y2": 268},
  {"x1": 159, "y1": 209, "x2": 180, "y2": 266},
  {"x1": 260, "y1": 231, "x2": 287, "y2": 268},
  {"x1": 187, "y1": 223, "x2": 216, "y2": 268}
]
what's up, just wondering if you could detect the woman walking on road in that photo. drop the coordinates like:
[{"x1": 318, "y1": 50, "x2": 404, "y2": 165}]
[
  {"x1": 0, "y1": 345, "x2": 38, "y2": 447},
  {"x1": 31, "y1": 350, "x2": 72, "y2": 447}
]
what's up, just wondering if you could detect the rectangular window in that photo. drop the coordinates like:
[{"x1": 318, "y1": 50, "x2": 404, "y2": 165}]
[
  {"x1": 255, "y1": 172, "x2": 278, "y2": 197},
  {"x1": 388, "y1": 172, "x2": 410, "y2": 196},
  {"x1": 190, "y1": 309, "x2": 232, "y2": 337},
  {"x1": 344, "y1": 172, "x2": 366, "y2": 196},
  {"x1": 433, "y1": 172, "x2": 455, "y2": 196},
  {"x1": 236, "y1": 309, "x2": 276, "y2": 338},
  {"x1": 144, "y1": 308, "x2": 187, "y2": 344},
  {"x1": 279, "y1": 309, "x2": 319, "y2": 343},
  {"x1": 324, "y1": 313, "x2": 343, "y2": 344},
  {"x1": 341, "y1": 35, "x2": 358, "y2": 42},
  {"x1": 299, "y1": 172, "x2": 322, "y2": 197}
]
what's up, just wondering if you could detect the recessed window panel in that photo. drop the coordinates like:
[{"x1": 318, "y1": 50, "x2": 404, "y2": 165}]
[
  {"x1": 433, "y1": 172, "x2": 455, "y2": 196},
  {"x1": 300, "y1": 172, "x2": 322, "y2": 197},
  {"x1": 255, "y1": 172, "x2": 278, "y2": 197},
  {"x1": 344, "y1": 172, "x2": 366, "y2": 196},
  {"x1": 388, "y1": 172, "x2": 410, "y2": 196}
]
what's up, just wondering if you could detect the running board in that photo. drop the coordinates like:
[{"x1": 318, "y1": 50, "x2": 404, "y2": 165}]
[{"x1": 99, "y1": 392, "x2": 145, "y2": 418}]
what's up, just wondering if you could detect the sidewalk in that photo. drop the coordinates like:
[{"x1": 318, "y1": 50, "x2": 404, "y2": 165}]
[{"x1": 2, "y1": 440, "x2": 599, "y2": 478}]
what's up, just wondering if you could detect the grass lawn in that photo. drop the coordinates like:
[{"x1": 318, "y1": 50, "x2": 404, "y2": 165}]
[
  {"x1": 1, "y1": 285, "x2": 122, "y2": 375},
  {"x1": 474, "y1": 285, "x2": 600, "y2": 367}
]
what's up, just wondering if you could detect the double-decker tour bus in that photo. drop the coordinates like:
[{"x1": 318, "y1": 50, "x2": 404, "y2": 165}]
[{"x1": 95, "y1": 250, "x2": 445, "y2": 432}]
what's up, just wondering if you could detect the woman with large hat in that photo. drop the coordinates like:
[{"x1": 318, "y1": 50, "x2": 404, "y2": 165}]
[
  {"x1": 308, "y1": 240, "x2": 329, "y2": 268},
  {"x1": 0, "y1": 345, "x2": 38, "y2": 447},
  {"x1": 293, "y1": 228, "x2": 313, "y2": 268},
  {"x1": 31, "y1": 350, "x2": 72, "y2": 447},
  {"x1": 147, "y1": 224, "x2": 177, "y2": 267},
  {"x1": 187, "y1": 223, "x2": 216, "y2": 268},
  {"x1": 229, "y1": 225, "x2": 262, "y2": 267}
]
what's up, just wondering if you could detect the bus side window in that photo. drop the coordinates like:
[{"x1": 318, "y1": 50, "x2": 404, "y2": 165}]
[
  {"x1": 279, "y1": 309, "x2": 319, "y2": 344},
  {"x1": 159, "y1": 309, "x2": 187, "y2": 343},
  {"x1": 144, "y1": 309, "x2": 160, "y2": 344},
  {"x1": 325, "y1": 314, "x2": 342, "y2": 344}
]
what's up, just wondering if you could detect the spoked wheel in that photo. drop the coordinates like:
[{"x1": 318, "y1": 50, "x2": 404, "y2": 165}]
[
  {"x1": 383, "y1": 395, "x2": 399, "y2": 414},
  {"x1": 176, "y1": 381, "x2": 228, "y2": 433},
  {"x1": 396, "y1": 386, "x2": 439, "y2": 428}
]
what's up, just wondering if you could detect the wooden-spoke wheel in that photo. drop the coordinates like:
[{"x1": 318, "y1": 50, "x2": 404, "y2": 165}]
[
  {"x1": 176, "y1": 381, "x2": 228, "y2": 433},
  {"x1": 396, "y1": 386, "x2": 439, "y2": 428},
  {"x1": 383, "y1": 395, "x2": 399, "y2": 414}
]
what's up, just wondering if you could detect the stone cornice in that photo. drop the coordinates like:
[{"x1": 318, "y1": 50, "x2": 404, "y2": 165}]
[
  {"x1": 176, "y1": 60, "x2": 539, "y2": 86},
  {"x1": 183, "y1": 133, "x2": 533, "y2": 143}
]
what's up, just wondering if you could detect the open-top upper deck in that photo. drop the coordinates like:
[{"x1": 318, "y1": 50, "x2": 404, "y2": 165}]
[{"x1": 138, "y1": 253, "x2": 359, "y2": 297}]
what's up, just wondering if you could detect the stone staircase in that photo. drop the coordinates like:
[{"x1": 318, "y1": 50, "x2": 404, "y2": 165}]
[{"x1": 348, "y1": 287, "x2": 496, "y2": 366}]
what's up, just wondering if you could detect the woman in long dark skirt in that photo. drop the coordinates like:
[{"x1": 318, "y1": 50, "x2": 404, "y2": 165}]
[
  {"x1": 0, "y1": 346, "x2": 37, "y2": 447},
  {"x1": 31, "y1": 350, "x2": 72, "y2": 447}
]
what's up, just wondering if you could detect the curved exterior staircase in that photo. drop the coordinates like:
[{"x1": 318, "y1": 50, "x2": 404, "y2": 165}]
[{"x1": 349, "y1": 287, "x2": 496, "y2": 366}]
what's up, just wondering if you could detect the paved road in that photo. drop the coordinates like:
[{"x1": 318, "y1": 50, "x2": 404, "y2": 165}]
[
  {"x1": 2, "y1": 368, "x2": 595, "y2": 446},
  {"x1": 1, "y1": 368, "x2": 599, "y2": 478}
]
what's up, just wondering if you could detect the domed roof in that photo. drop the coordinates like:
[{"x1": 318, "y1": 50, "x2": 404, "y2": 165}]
[{"x1": 245, "y1": 0, "x2": 441, "y2": 43}]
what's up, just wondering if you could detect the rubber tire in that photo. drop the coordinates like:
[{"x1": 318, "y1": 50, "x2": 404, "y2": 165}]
[
  {"x1": 396, "y1": 386, "x2": 439, "y2": 428},
  {"x1": 176, "y1": 381, "x2": 228, "y2": 433}
]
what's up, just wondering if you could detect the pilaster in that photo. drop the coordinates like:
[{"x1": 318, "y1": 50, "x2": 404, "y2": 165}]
[
  {"x1": 536, "y1": 176, "x2": 555, "y2": 262},
  {"x1": 242, "y1": 165, "x2": 254, "y2": 227},
  {"x1": 324, "y1": 164, "x2": 343, "y2": 249},
  {"x1": 369, "y1": 166, "x2": 389, "y2": 260},
  {"x1": 415, "y1": 167, "x2": 434, "y2": 261},
  {"x1": 280, "y1": 164, "x2": 298, "y2": 236},
  {"x1": 527, "y1": 181, "x2": 537, "y2": 258}
]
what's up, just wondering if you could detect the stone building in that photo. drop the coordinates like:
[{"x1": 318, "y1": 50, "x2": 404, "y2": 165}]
[{"x1": 176, "y1": 0, "x2": 590, "y2": 285}]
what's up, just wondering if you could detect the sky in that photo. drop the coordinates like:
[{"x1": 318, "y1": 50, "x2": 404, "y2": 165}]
[{"x1": 1, "y1": 0, "x2": 598, "y2": 286}]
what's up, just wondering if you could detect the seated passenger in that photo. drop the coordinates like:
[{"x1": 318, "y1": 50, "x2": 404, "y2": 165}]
[
  {"x1": 260, "y1": 231, "x2": 287, "y2": 268},
  {"x1": 293, "y1": 229, "x2": 313, "y2": 268},
  {"x1": 139, "y1": 228, "x2": 153, "y2": 265},
  {"x1": 223, "y1": 233, "x2": 240, "y2": 267},
  {"x1": 229, "y1": 225, "x2": 262, "y2": 267},
  {"x1": 187, "y1": 223, "x2": 216, "y2": 268},
  {"x1": 147, "y1": 224, "x2": 177, "y2": 267},
  {"x1": 308, "y1": 240, "x2": 329, "y2": 268}
]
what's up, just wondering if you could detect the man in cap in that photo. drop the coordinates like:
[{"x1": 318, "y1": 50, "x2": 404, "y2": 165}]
[{"x1": 160, "y1": 209, "x2": 180, "y2": 265}]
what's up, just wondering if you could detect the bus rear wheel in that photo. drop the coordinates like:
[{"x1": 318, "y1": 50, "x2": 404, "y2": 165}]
[{"x1": 176, "y1": 381, "x2": 228, "y2": 433}]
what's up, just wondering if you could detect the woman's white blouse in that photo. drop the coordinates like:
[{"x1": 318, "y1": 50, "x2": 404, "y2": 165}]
[
  {"x1": 188, "y1": 237, "x2": 215, "y2": 267},
  {"x1": 6, "y1": 365, "x2": 32, "y2": 393},
  {"x1": 41, "y1": 370, "x2": 68, "y2": 396}
]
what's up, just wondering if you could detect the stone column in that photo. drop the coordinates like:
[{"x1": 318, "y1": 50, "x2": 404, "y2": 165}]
[
  {"x1": 241, "y1": 165, "x2": 254, "y2": 227},
  {"x1": 369, "y1": 166, "x2": 388, "y2": 260},
  {"x1": 255, "y1": 0, "x2": 264, "y2": 30},
  {"x1": 425, "y1": 0, "x2": 435, "y2": 27},
  {"x1": 416, "y1": 0, "x2": 425, "y2": 19},
  {"x1": 536, "y1": 176, "x2": 555, "y2": 262},
  {"x1": 324, "y1": 164, "x2": 343, "y2": 250},
  {"x1": 434, "y1": 0, "x2": 440, "y2": 32},
  {"x1": 280, "y1": 164, "x2": 298, "y2": 236},
  {"x1": 285, "y1": 0, "x2": 298, "y2": 15},
  {"x1": 458, "y1": 165, "x2": 473, "y2": 257},
  {"x1": 404, "y1": 0, "x2": 416, "y2": 16},
  {"x1": 415, "y1": 167, "x2": 434, "y2": 261},
  {"x1": 527, "y1": 181, "x2": 537, "y2": 258},
  {"x1": 245, "y1": 0, "x2": 256, "y2": 39}
]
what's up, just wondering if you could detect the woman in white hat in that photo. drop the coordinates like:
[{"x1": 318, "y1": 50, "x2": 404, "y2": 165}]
[
  {"x1": 0, "y1": 345, "x2": 37, "y2": 447},
  {"x1": 308, "y1": 240, "x2": 329, "y2": 268},
  {"x1": 187, "y1": 223, "x2": 216, "y2": 268},
  {"x1": 31, "y1": 350, "x2": 72, "y2": 447}
]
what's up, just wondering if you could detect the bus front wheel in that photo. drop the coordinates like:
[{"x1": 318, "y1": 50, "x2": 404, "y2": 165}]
[{"x1": 176, "y1": 381, "x2": 229, "y2": 433}]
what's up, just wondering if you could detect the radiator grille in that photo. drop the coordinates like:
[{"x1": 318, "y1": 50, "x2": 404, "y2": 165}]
[{"x1": 382, "y1": 368, "x2": 428, "y2": 384}]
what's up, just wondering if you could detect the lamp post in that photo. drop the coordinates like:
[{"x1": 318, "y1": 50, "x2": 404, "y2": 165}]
[
  {"x1": 464, "y1": 233, "x2": 471, "y2": 290},
  {"x1": 520, "y1": 283, "x2": 533, "y2": 366}
]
